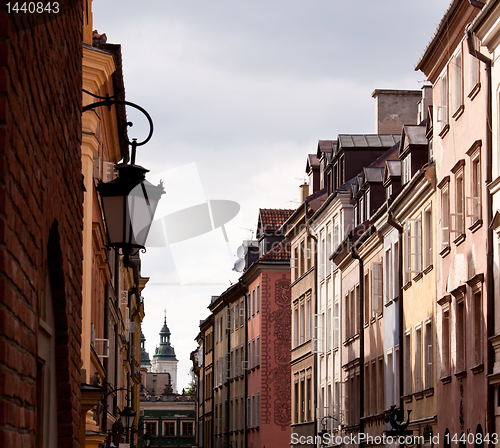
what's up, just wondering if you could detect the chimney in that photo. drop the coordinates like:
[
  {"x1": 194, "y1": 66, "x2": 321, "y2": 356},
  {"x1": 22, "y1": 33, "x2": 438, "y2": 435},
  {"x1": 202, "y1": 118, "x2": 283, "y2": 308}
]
[
  {"x1": 372, "y1": 89, "x2": 423, "y2": 134},
  {"x1": 417, "y1": 85, "x2": 433, "y2": 124},
  {"x1": 300, "y1": 184, "x2": 309, "y2": 203}
]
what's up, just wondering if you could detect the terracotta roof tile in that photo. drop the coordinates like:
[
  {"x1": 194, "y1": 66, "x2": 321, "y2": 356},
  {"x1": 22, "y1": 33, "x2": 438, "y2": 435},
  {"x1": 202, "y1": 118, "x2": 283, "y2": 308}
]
[
  {"x1": 259, "y1": 208, "x2": 295, "y2": 232},
  {"x1": 259, "y1": 239, "x2": 291, "y2": 262}
]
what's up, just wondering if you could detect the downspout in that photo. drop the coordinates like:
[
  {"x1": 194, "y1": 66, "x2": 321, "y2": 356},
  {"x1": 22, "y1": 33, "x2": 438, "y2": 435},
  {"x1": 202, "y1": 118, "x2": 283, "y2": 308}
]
[
  {"x1": 466, "y1": 23, "x2": 494, "y2": 436},
  {"x1": 305, "y1": 201, "x2": 319, "y2": 442},
  {"x1": 387, "y1": 212, "x2": 404, "y2": 412},
  {"x1": 349, "y1": 233, "x2": 364, "y2": 447}
]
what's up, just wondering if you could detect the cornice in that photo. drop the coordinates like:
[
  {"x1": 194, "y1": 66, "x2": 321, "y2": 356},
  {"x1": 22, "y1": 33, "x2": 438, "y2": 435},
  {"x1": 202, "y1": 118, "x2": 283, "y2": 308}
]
[{"x1": 82, "y1": 44, "x2": 116, "y2": 93}]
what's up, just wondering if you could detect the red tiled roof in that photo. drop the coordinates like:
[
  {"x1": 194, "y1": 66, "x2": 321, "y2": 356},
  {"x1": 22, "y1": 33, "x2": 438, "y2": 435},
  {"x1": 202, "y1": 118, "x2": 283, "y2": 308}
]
[
  {"x1": 259, "y1": 239, "x2": 290, "y2": 262},
  {"x1": 259, "y1": 208, "x2": 294, "y2": 232}
]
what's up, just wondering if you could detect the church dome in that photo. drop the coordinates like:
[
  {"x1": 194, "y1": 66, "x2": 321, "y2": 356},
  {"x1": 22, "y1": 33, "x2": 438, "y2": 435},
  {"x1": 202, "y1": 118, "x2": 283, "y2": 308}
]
[{"x1": 153, "y1": 316, "x2": 177, "y2": 361}]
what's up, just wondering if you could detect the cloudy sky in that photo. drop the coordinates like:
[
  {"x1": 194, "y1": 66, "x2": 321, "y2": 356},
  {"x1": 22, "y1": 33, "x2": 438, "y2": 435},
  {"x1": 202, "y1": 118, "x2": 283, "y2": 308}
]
[{"x1": 93, "y1": 0, "x2": 451, "y2": 390}]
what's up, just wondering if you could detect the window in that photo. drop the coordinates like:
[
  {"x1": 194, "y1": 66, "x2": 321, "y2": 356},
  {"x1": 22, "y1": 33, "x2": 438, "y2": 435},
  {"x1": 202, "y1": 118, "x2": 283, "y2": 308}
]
[
  {"x1": 440, "y1": 181, "x2": 450, "y2": 252},
  {"x1": 294, "y1": 307, "x2": 299, "y2": 347},
  {"x1": 467, "y1": 143, "x2": 482, "y2": 226},
  {"x1": 306, "y1": 297, "x2": 311, "y2": 341},
  {"x1": 300, "y1": 302, "x2": 305, "y2": 345},
  {"x1": 442, "y1": 304, "x2": 451, "y2": 378},
  {"x1": 371, "y1": 263, "x2": 384, "y2": 317},
  {"x1": 247, "y1": 293, "x2": 251, "y2": 320},
  {"x1": 294, "y1": 381, "x2": 299, "y2": 423},
  {"x1": 384, "y1": 248, "x2": 393, "y2": 304},
  {"x1": 256, "y1": 336, "x2": 260, "y2": 366},
  {"x1": 327, "y1": 308, "x2": 332, "y2": 351},
  {"x1": 452, "y1": 49, "x2": 463, "y2": 116},
  {"x1": 333, "y1": 302, "x2": 339, "y2": 349},
  {"x1": 404, "y1": 330, "x2": 412, "y2": 395},
  {"x1": 406, "y1": 216, "x2": 422, "y2": 279},
  {"x1": 145, "y1": 421, "x2": 158, "y2": 436},
  {"x1": 402, "y1": 154, "x2": 412, "y2": 184},
  {"x1": 395, "y1": 345, "x2": 400, "y2": 404},
  {"x1": 252, "y1": 289, "x2": 255, "y2": 316},
  {"x1": 354, "y1": 285, "x2": 360, "y2": 335},
  {"x1": 415, "y1": 325, "x2": 423, "y2": 391},
  {"x1": 256, "y1": 285, "x2": 260, "y2": 313},
  {"x1": 163, "y1": 421, "x2": 175, "y2": 436},
  {"x1": 251, "y1": 339, "x2": 255, "y2": 369},
  {"x1": 473, "y1": 289, "x2": 483, "y2": 366},
  {"x1": 386, "y1": 351, "x2": 394, "y2": 406},
  {"x1": 424, "y1": 318, "x2": 433, "y2": 389},
  {"x1": 300, "y1": 379, "x2": 305, "y2": 422},
  {"x1": 181, "y1": 421, "x2": 194, "y2": 436},
  {"x1": 455, "y1": 292, "x2": 466, "y2": 372},
  {"x1": 424, "y1": 205, "x2": 433, "y2": 269},
  {"x1": 326, "y1": 228, "x2": 332, "y2": 274},
  {"x1": 364, "y1": 272, "x2": 370, "y2": 325},
  {"x1": 438, "y1": 70, "x2": 449, "y2": 133},
  {"x1": 455, "y1": 170, "x2": 465, "y2": 235},
  {"x1": 293, "y1": 246, "x2": 299, "y2": 280}
]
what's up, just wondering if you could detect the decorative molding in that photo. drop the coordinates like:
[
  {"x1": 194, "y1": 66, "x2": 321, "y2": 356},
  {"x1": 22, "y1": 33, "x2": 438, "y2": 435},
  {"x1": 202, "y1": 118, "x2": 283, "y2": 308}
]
[{"x1": 82, "y1": 45, "x2": 116, "y2": 93}]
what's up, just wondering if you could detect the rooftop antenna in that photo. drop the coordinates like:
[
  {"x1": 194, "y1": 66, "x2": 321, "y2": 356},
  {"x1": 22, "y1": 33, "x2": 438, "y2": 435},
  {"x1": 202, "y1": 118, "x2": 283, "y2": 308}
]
[{"x1": 239, "y1": 226, "x2": 255, "y2": 240}]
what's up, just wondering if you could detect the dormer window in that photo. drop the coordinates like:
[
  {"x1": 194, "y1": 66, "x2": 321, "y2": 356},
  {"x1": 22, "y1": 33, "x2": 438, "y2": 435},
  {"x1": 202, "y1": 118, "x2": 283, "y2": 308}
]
[
  {"x1": 359, "y1": 195, "x2": 365, "y2": 223},
  {"x1": 402, "y1": 154, "x2": 412, "y2": 184}
]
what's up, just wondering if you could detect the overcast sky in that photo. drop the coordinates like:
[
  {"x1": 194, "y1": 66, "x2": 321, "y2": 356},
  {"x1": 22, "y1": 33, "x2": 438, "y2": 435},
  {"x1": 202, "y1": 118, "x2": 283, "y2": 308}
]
[{"x1": 93, "y1": 0, "x2": 451, "y2": 390}]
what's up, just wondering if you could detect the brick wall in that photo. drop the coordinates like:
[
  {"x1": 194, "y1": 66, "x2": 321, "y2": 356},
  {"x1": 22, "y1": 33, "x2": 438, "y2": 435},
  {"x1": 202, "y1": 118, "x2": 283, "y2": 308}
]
[{"x1": 0, "y1": 5, "x2": 84, "y2": 448}]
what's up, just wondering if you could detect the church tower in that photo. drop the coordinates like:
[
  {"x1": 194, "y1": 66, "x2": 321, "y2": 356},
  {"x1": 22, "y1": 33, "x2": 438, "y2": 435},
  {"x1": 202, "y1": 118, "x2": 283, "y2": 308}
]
[{"x1": 151, "y1": 312, "x2": 178, "y2": 393}]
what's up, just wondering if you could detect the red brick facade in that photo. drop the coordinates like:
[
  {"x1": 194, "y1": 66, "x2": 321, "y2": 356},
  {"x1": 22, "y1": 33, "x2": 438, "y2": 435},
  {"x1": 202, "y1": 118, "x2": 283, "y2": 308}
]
[{"x1": 0, "y1": 5, "x2": 84, "y2": 448}]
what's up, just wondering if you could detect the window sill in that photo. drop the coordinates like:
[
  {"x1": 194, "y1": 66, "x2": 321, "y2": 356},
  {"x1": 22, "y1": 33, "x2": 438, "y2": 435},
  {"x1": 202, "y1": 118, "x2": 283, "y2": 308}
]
[
  {"x1": 385, "y1": 299, "x2": 393, "y2": 308},
  {"x1": 403, "y1": 281, "x2": 412, "y2": 291},
  {"x1": 414, "y1": 391, "x2": 424, "y2": 401},
  {"x1": 454, "y1": 369, "x2": 467, "y2": 379},
  {"x1": 469, "y1": 219, "x2": 483, "y2": 233},
  {"x1": 468, "y1": 82, "x2": 481, "y2": 101},
  {"x1": 403, "y1": 394, "x2": 413, "y2": 404},
  {"x1": 440, "y1": 246, "x2": 451, "y2": 258},
  {"x1": 441, "y1": 375, "x2": 452, "y2": 384},
  {"x1": 471, "y1": 363, "x2": 484, "y2": 375},
  {"x1": 413, "y1": 272, "x2": 423, "y2": 282},
  {"x1": 439, "y1": 124, "x2": 450, "y2": 139},
  {"x1": 454, "y1": 233, "x2": 466, "y2": 246},
  {"x1": 424, "y1": 387, "x2": 434, "y2": 397},
  {"x1": 453, "y1": 104, "x2": 465, "y2": 121},
  {"x1": 423, "y1": 264, "x2": 433, "y2": 275}
]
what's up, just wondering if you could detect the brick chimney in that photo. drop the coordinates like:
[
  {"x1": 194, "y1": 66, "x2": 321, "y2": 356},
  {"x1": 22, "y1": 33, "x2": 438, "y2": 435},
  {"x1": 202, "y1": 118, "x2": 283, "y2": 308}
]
[{"x1": 300, "y1": 184, "x2": 309, "y2": 203}]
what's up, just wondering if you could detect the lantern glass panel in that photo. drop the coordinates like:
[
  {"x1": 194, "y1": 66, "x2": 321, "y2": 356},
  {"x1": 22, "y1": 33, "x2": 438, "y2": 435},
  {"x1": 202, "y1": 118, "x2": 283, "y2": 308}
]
[
  {"x1": 102, "y1": 196, "x2": 125, "y2": 245},
  {"x1": 128, "y1": 182, "x2": 163, "y2": 247}
]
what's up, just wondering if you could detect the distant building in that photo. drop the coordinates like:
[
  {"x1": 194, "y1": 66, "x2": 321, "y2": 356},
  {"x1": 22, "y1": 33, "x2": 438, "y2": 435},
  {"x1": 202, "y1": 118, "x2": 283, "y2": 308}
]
[
  {"x1": 151, "y1": 314, "x2": 179, "y2": 393},
  {"x1": 141, "y1": 319, "x2": 195, "y2": 448}
]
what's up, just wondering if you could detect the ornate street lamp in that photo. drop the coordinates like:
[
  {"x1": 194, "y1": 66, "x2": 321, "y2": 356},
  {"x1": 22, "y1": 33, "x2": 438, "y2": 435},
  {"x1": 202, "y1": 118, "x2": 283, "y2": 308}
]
[
  {"x1": 83, "y1": 90, "x2": 165, "y2": 266},
  {"x1": 119, "y1": 405, "x2": 137, "y2": 441},
  {"x1": 143, "y1": 431, "x2": 153, "y2": 447}
]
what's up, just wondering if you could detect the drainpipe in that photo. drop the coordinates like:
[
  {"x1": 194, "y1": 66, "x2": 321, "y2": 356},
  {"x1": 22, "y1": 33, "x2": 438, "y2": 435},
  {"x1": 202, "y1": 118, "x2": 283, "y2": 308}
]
[
  {"x1": 349, "y1": 233, "x2": 365, "y2": 447},
  {"x1": 387, "y1": 212, "x2": 404, "y2": 412},
  {"x1": 466, "y1": 23, "x2": 494, "y2": 436},
  {"x1": 305, "y1": 201, "x2": 319, "y2": 443}
]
